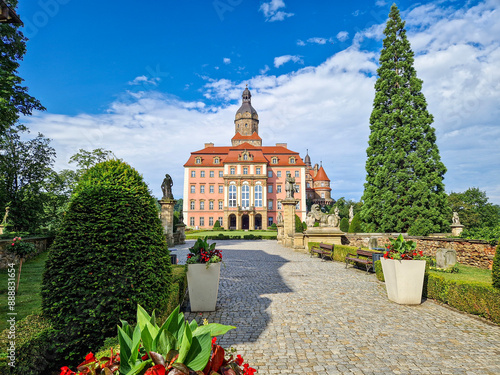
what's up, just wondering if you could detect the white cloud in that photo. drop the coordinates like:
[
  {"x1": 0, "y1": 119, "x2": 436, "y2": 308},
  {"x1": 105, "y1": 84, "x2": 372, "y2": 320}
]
[
  {"x1": 259, "y1": 0, "x2": 294, "y2": 22},
  {"x1": 307, "y1": 37, "x2": 328, "y2": 45},
  {"x1": 223, "y1": 57, "x2": 231, "y2": 65},
  {"x1": 375, "y1": 0, "x2": 387, "y2": 7},
  {"x1": 336, "y1": 31, "x2": 349, "y2": 42},
  {"x1": 25, "y1": 1, "x2": 500, "y2": 204},
  {"x1": 259, "y1": 65, "x2": 271, "y2": 74},
  {"x1": 127, "y1": 75, "x2": 161, "y2": 86},
  {"x1": 297, "y1": 39, "x2": 306, "y2": 46},
  {"x1": 273, "y1": 55, "x2": 304, "y2": 68}
]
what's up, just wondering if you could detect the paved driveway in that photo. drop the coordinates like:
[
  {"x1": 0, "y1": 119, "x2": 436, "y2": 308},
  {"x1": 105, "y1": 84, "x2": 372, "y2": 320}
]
[{"x1": 174, "y1": 240, "x2": 500, "y2": 374}]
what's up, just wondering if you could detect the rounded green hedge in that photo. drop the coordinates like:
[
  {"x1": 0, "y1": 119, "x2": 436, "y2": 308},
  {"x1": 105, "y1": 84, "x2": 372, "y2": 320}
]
[
  {"x1": 339, "y1": 217, "x2": 349, "y2": 232},
  {"x1": 41, "y1": 160, "x2": 172, "y2": 361}
]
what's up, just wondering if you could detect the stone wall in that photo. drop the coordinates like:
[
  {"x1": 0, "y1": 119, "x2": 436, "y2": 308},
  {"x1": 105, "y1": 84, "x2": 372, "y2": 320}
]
[
  {"x1": 343, "y1": 233, "x2": 496, "y2": 269},
  {"x1": 0, "y1": 236, "x2": 54, "y2": 269}
]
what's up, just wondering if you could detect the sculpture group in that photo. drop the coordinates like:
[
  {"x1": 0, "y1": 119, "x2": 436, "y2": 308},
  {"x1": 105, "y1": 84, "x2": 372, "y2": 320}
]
[{"x1": 306, "y1": 204, "x2": 341, "y2": 228}]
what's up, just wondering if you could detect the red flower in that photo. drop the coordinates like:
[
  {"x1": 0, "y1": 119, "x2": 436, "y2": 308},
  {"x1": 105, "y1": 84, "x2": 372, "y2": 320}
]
[
  {"x1": 11, "y1": 243, "x2": 14, "y2": 246},
  {"x1": 212, "y1": 337, "x2": 217, "y2": 345},
  {"x1": 235, "y1": 354, "x2": 244, "y2": 366},
  {"x1": 85, "y1": 352, "x2": 96, "y2": 362},
  {"x1": 144, "y1": 364, "x2": 166, "y2": 375},
  {"x1": 383, "y1": 252, "x2": 388, "y2": 259},
  {"x1": 419, "y1": 251, "x2": 423, "y2": 256},
  {"x1": 60, "y1": 366, "x2": 76, "y2": 375}
]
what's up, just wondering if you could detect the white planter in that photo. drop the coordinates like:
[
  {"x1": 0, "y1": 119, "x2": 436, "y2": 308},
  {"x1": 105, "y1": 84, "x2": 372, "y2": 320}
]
[
  {"x1": 187, "y1": 263, "x2": 221, "y2": 312},
  {"x1": 381, "y1": 258, "x2": 426, "y2": 305}
]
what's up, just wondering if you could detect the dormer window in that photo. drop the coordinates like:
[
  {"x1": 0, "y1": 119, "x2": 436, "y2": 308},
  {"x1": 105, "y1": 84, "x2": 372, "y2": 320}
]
[
  {"x1": 239, "y1": 151, "x2": 253, "y2": 161},
  {"x1": 271, "y1": 157, "x2": 278, "y2": 164},
  {"x1": 289, "y1": 157, "x2": 296, "y2": 164},
  {"x1": 213, "y1": 157, "x2": 220, "y2": 164},
  {"x1": 195, "y1": 157, "x2": 202, "y2": 164}
]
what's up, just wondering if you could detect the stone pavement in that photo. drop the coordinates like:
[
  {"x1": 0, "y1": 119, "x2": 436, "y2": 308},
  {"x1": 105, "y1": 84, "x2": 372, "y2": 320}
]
[{"x1": 173, "y1": 240, "x2": 500, "y2": 375}]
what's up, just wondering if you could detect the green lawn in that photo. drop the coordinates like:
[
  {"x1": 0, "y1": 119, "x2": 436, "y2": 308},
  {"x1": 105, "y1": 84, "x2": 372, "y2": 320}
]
[
  {"x1": 428, "y1": 263, "x2": 492, "y2": 284},
  {"x1": 0, "y1": 252, "x2": 48, "y2": 331},
  {"x1": 185, "y1": 229, "x2": 277, "y2": 239}
]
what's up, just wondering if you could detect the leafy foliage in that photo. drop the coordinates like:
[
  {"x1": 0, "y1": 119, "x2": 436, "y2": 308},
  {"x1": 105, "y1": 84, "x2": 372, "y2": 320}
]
[
  {"x1": 0, "y1": 0, "x2": 45, "y2": 137},
  {"x1": 448, "y1": 188, "x2": 499, "y2": 229},
  {"x1": 493, "y1": 241, "x2": 500, "y2": 289},
  {"x1": 295, "y1": 214, "x2": 303, "y2": 233},
  {"x1": 459, "y1": 225, "x2": 500, "y2": 245},
  {"x1": 68, "y1": 148, "x2": 115, "y2": 175},
  {"x1": 41, "y1": 160, "x2": 172, "y2": 362},
  {"x1": 186, "y1": 237, "x2": 222, "y2": 265},
  {"x1": 383, "y1": 234, "x2": 421, "y2": 260},
  {"x1": 0, "y1": 130, "x2": 56, "y2": 232},
  {"x1": 348, "y1": 213, "x2": 363, "y2": 233},
  {"x1": 339, "y1": 218, "x2": 349, "y2": 232},
  {"x1": 360, "y1": 4, "x2": 450, "y2": 234}
]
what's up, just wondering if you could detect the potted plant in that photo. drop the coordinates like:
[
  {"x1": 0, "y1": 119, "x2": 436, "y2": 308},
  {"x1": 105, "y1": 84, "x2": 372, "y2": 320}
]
[
  {"x1": 381, "y1": 234, "x2": 426, "y2": 305},
  {"x1": 186, "y1": 237, "x2": 223, "y2": 312},
  {"x1": 59, "y1": 304, "x2": 257, "y2": 375}
]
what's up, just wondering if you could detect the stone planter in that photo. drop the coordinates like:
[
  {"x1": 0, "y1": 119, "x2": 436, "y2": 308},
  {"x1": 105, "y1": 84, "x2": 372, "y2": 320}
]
[
  {"x1": 381, "y1": 258, "x2": 426, "y2": 305},
  {"x1": 187, "y1": 263, "x2": 221, "y2": 312}
]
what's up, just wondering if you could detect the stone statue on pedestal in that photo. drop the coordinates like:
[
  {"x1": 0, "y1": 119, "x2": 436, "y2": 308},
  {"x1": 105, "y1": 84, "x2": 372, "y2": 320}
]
[
  {"x1": 161, "y1": 174, "x2": 174, "y2": 200},
  {"x1": 349, "y1": 205, "x2": 354, "y2": 224},
  {"x1": 285, "y1": 173, "x2": 295, "y2": 198},
  {"x1": 452, "y1": 211, "x2": 461, "y2": 225},
  {"x1": 278, "y1": 211, "x2": 283, "y2": 224},
  {"x1": 2, "y1": 206, "x2": 9, "y2": 225}
]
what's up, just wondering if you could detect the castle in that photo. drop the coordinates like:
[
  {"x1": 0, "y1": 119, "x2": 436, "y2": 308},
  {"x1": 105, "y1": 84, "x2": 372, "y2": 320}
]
[{"x1": 183, "y1": 87, "x2": 332, "y2": 230}]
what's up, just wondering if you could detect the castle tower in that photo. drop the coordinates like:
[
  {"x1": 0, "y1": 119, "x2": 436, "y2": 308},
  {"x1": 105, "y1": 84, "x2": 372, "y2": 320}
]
[{"x1": 232, "y1": 87, "x2": 262, "y2": 146}]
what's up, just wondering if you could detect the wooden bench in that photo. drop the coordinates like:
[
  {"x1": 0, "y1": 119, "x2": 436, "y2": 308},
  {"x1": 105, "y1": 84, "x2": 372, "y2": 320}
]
[
  {"x1": 345, "y1": 248, "x2": 381, "y2": 273},
  {"x1": 310, "y1": 243, "x2": 334, "y2": 260}
]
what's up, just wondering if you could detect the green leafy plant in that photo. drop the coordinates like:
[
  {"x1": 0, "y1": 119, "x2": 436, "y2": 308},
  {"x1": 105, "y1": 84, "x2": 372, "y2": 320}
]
[
  {"x1": 186, "y1": 237, "x2": 222, "y2": 266},
  {"x1": 383, "y1": 234, "x2": 422, "y2": 260},
  {"x1": 59, "y1": 305, "x2": 257, "y2": 375},
  {"x1": 339, "y1": 218, "x2": 349, "y2": 232},
  {"x1": 493, "y1": 240, "x2": 500, "y2": 289}
]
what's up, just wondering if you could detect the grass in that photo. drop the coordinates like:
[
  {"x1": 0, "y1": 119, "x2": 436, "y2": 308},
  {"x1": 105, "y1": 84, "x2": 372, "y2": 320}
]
[
  {"x1": 428, "y1": 263, "x2": 492, "y2": 285},
  {"x1": 0, "y1": 251, "x2": 48, "y2": 332},
  {"x1": 185, "y1": 229, "x2": 277, "y2": 239}
]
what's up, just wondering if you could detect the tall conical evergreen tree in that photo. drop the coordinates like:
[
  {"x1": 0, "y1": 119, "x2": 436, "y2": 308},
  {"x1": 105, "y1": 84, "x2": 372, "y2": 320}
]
[{"x1": 360, "y1": 4, "x2": 450, "y2": 235}]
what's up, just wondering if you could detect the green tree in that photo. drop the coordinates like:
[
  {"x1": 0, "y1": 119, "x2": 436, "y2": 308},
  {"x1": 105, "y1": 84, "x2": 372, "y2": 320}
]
[
  {"x1": 0, "y1": 0, "x2": 45, "y2": 136},
  {"x1": 42, "y1": 160, "x2": 172, "y2": 361},
  {"x1": 360, "y1": 4, "x2": 450, "y2": 235},
  {"x1": 348, "y1": 213, "x2": 363, "y2": 233},
  {"x1": 339, "y1": 217, "x2": 349, "y2": 232},
  {"x1": 69, "y1": 148, "x2": 114, "y2": 174},
  {"x1": 330, "y1": 197, "x2": 362, "y2": 219},
  {"x1": 448, "y1": 188, "x2": 499, "y2": 229},
  {"x1": 0, "y1": 130, "x2": 55, "y2": 232},
  {"x1": 295, "y1": 214, "x2": 303, "y2": 233}
]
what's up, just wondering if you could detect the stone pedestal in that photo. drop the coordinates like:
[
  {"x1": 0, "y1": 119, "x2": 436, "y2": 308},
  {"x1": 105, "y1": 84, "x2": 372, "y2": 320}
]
[
  {"x1": 294, "y1": 233, "x2": 305, "y2": 250},
  {"x1": 176, "y1": 223, "x2": 186, "y2": 244},
  {"x1": 276, "y1": 223, "x2": 284, "y2": 244},
  {"x1": 451, "y1": 224, "x2": 464, "y2": 237},
  {"x1": 282, "y1": 198, "x2": 299, "y2": 248},
  {"x1": 304, "y1": 227, "x2": 344, "y2": 249},
  {"x1": 159, "y1": 198, "x2": 176, "y2": 247}
]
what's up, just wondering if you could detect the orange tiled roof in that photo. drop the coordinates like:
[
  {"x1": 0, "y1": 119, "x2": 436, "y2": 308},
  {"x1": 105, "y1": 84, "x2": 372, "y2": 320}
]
[
  {"x1": 231, "y1": 132, "x2": 262, "y2": 141},
  {"x1": 313, "y1": 166, "x2": 330, "y2": 181}
]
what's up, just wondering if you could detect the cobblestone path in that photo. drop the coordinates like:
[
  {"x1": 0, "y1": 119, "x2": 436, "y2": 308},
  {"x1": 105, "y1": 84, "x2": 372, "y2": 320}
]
[{"x1": 174, "y1": 240, "x2": 500, "y2": 375}]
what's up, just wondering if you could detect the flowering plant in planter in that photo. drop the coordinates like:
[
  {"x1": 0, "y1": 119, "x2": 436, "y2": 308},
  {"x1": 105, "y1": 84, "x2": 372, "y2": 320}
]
[
  {"x1": 383, "y1": 234, "x2": 423, "y2": 260},
  {"x1": 186, "y1": 237, "x2": 222, "y2": 266},
  {"x1": 60, "y1": 305, "x2": 256, "y2": 375}
]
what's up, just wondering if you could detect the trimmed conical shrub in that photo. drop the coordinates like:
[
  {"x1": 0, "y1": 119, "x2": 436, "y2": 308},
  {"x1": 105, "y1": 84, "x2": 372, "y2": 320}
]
[
  {"x1": 340, "y1": 217, "x2": 349, "y2": 232},
  {"x1": 348, "y1": 213, "x2": 363, "y2": 233},
  {"x1": 42, "y1": 160, "x2": 172, "y2": 360}
]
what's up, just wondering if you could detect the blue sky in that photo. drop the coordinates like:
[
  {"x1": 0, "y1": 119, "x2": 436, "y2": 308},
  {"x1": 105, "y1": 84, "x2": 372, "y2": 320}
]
[{"x1": 15, "y1": 0, "x2": 500, "y2": 205}]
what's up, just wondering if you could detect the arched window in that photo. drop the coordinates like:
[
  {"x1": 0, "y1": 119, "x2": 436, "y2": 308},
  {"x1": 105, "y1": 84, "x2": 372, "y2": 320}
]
[
  {"x1": 271, "y1": 157, "x2": 278, "y2": 164},
  {"x1": 242, "y1": 184, "x2": 250, "y2": 208},
  {"x1": 229, "y1": 185, "x2": 237, "y2": 207},
  {"x1": 254, "y1": 185, "x2": 262, "y2": 207}
]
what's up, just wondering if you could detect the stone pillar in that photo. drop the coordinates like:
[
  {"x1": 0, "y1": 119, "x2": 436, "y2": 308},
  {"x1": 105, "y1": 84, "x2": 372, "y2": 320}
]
[
  {"x1": 236, "y1": 214, "x2": 241, "y2": 230},
  {"x1": 451, "y1": 224, "x2": 464, "y2": 237},
  {"x1": 276, "y1": 223, "x2": 284, "y2": 244},
  {"x1": 159, "y1": 198, "x2": 176, "y2": 247},
  {"x1": 176, "y1": 223, "x2": 186, "y2": 244},
  {"x1": 250, "y1": 213, "x2": 255, "y2": 231},
  {"x1": 282, "y1": 198, "x2": 299, "y2": 248}
]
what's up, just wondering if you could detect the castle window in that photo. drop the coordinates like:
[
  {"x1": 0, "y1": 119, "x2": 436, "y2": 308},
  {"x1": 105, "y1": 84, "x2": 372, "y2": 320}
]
[
  {"x1": 289, "y1": 157, "x2": 296, "y2": 164},
  {"x1": 191, "y1": 171, "x2": 195, "y2": 178},
  {"x1": 190, "y1": 200, "x2": 195, "y2": 210},
  {"x1": 295, "y1": 185, "x2": 300, "y2": 193},
  {"x1": 229, "y1": 185, "x2": 237, "y2": 207},
  {"x1": 268, "y1": 171, "x2": 272, "y2": 177},
  {"x1": 230, "y1": 167, "x2": 235, "y2": 175},
  {"x1": 321, "y1": 192, "x2": 325, "y2": 198},
  {"x1": 209, "y1": 185, "x2": 214, "y2": 193},
  {"x1": 296, "y1": 202, "x2": 300, "y2": 210},
  {"x1": 190, "y1": 185, "x2": 195, "y2": 194},
  {"x1": 219, "y1": 185, "x2": 223, "y2": 194},
  {"x1": 295, "y1": 171, "x2": 299, "y2": 178},
  {"x1": 277, "y1": 201, "x2": 282, "y2": 210},
  {"x1": 277, "y1": 171, "x2": 281, "y2": 178},
  {"x1": 254, "y1": 184, "x2": 262, "y2": 207},
  {"x1": 209, "y1": 201, "x2": 214, "y2": 210},
  {"x1": 218, "y1": 217, "x2": 223, "y2": 226},
  {"x1": 268, "y1": 185, "x2": 273, "y2": 193},
  {"x1": 195, "y1": 157, "x2": 202, "y2": 164},
  {"x1": 200, "y1": 185, "x2": 205, "y2": 194},
  {"x1": 219, "y1": 171, "x2": 223, "y2": 177},
  {"x1": 243, "y1": 154, "x2": 248, "y2": 160},
  {"x1": 256, "y1": 167, "x2": 261, "y2": 175},
  {"x1": 210, "y1": 171, "x2": 214, "y2": 178},
  {"x1": 243, "y1": 167, "x2": 248, "y2": 175},
  {"x1": 214, "y1": 157, "x2": 220, "y2": 164},
  {"x1": 307, "y1": 183, "x2": 310, "y2": 188},
  {"x1": 277, "y1": 185, "x2": 282, "y2": 193},
  {"x1": 190, "y1": 217, "x2": 195, "y2": 226},
  {"x1": 200, "y1": 171, "x2": 205, "y2": 178},
  {"x1": 321, "y1": 182, "x2": 325, "y2": 187},
  {"x1": 242, "y1": 184, "x2": 250, "y2": 208},
  {"x1": 218, "y1": 201, "x2": 223, "y2": 210},
  {"x1": 271, "y1": 157, "x2": 278, "y2": 164},
  {"x1": 268, "y1": 200, "x2": 273, "y2": 210},
  {"x1": 200, "y1": 217, "x2": 204, "y2": 226},
  {"x1": 200, "y1": 201, "x2": 205, "y2": 210}
]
